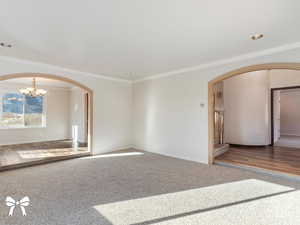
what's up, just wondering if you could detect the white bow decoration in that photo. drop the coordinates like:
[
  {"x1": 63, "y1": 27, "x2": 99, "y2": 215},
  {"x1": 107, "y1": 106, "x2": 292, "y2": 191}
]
[{"x1": 5, "y1": 196, "x2": 30, "y2": 216}]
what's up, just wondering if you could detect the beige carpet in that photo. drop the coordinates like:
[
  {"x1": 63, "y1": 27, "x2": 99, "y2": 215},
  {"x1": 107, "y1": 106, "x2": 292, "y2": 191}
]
[{"x1": 1, "y1": 149, "x2": 300, "y2": 225}]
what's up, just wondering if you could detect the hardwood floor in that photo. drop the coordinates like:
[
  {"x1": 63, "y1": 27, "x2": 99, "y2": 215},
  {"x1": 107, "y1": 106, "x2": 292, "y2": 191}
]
[
  {"x1": 0, "y1": 140, "x2": 88, "y2": 170},
  {"x1": 215, "y1": 145, "x2": 300, "y2": 176}
]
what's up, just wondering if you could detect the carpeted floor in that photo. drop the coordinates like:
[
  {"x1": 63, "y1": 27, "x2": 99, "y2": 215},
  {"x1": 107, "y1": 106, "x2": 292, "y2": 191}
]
[{"x1": 1, "y1": 149, "x2": 300, "y2": 225}]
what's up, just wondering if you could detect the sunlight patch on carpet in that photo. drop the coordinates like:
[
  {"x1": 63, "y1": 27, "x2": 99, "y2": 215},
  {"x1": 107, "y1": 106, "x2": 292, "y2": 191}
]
[
  {"x1": 18, "y1": 148, "x2": 88, "y2": 159},
  {"x1": 81, "y1": 152, "x2": 144, "y2": 159},
  {"x1": 94, "y1": 179, "x2": 294, "y2": 225}
]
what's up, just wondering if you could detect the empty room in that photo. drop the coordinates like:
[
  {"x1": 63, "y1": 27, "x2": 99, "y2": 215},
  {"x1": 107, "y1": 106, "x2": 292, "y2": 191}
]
[
  {"x1": 1, "y1": 1, "x2": 300, "y2": 225},
  {"x1": 214, "y1": 70, "x2": 300, "y2": 175}
]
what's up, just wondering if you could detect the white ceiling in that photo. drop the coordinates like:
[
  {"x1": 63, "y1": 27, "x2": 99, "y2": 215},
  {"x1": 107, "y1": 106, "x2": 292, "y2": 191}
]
[{"x1": 0, "y1": 0, "x2": 300, "y2": 80}]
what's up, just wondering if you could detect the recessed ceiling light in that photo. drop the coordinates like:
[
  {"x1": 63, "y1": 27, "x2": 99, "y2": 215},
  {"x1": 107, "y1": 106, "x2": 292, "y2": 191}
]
[
  {"x1": 251, "y1": 34, "x2": 264, "y2": 40},
  {"x1": 0, "y1": 42, "x2": 12, "y2": 48}
]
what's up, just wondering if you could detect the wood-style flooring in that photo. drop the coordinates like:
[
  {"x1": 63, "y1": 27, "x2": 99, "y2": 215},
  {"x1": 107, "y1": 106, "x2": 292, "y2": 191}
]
[
  {"x1": 275, "y1": 135, "x2": 300, "y2": 148},
  {"x1": 215, "y1": 145, "x2": 300, "y2": 176},
  {"x1": 0, "y1": 140, "x2": 88, "y2": 170}
]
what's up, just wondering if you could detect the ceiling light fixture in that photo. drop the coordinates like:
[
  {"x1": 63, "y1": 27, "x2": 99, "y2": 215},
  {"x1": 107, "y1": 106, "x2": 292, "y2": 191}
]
[
  {"x1": 19, "y1": 78, "x2": 47, "y2": 97},
  {"x1": 0, "y1": 42, "x2": 12, "y2": 48},
  {"x1": 251, "y1": 34, "x2": 264, "y2": 40}
]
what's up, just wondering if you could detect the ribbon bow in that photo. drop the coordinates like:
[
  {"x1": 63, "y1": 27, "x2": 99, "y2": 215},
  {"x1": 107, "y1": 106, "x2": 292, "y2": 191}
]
[{"x1": 5, "y1": 196, "x2": 30, "y2": 216}]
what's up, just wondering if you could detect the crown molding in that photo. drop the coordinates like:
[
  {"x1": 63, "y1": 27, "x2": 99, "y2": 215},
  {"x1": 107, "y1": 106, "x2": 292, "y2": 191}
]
[
  {"x1": 0, "y1": 81, "x2": 73, "y2": 91},
  {"x1": 134, "y1": 41, "x2": 300, "y2": 83},
  {"x1": 0, "y1": 55, "x2": 131, "y2": 83},
  {"x1": 1, "y1": 41, "x2": 300, "y2": 84}
]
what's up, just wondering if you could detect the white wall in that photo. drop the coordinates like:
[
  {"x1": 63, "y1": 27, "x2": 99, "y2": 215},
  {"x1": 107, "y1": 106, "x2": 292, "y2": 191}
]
[
  {"x1": 0, "y1": 84, "x2": 71, "y2": 145},
  {"x1": 223, "y1": 71, "x2": 270, "y2": 145},
  {"x1": 1, "y1": 46, "x2": 300, "y2": 162},
  {"x1": 280, "y1": 90, "x2": 300, "y2": 136},
  {"x1": 133, "y1": 46, "x2": 300, "y2": 164},
  {"x1": 70, "y1": 87, "x2": 86, "y2": 143},
  {"x1": 133, "y1": 75, "x2": 207, "y2": 162},
  {"x1": 0, "y1": 57, "x2": 132, "y2": 154},
  {"x1": 270, "y1": 70, "x2": 300, "y2": 88}
]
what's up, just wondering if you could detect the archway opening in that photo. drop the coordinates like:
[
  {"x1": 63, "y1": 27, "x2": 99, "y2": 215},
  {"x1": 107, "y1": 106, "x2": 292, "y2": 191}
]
[
  {"x1": 208, "y1": 63, "x2": 300, "y2": 176},
  {"x1": 0, "y1": 73, "x2": 93, "y2": 170}
]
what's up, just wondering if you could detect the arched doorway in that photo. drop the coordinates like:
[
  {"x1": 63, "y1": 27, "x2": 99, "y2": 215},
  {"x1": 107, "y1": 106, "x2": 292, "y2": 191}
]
[
  {"x1": 0, "y1": 73, "x2": 93, "y2": 170},
  {"x1": 208, "y1": 63, "x2": 300, "y2": 165}
]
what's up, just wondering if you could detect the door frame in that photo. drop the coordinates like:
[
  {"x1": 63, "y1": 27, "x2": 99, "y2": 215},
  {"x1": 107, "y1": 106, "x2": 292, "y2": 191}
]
[
  {"x1": 208, "y1": 63, "x2": 300, "y2": 164},
  {"x1": 271, "y1": 85, "x2": 300, "y2": 145}
]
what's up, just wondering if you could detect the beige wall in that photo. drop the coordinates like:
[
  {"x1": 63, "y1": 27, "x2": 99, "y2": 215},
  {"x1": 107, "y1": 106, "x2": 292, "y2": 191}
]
[
  {"x1": 133, "y1": 73, "x2": 206, "y2": 162},
  {"x1": 223, "y1": 71, "x2": 271, "y2": 145},
  {"x1": 70, "y1": 87, "x2": 87, "y2": 143},
  {"x1": 270, "y1": 70, "x2": 300, "y2": 88}
]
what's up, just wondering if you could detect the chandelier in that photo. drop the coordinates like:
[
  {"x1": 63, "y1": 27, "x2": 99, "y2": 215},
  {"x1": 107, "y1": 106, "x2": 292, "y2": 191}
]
[{"x1": 19, "y1": 78, "x2": 47, "y2": 97}]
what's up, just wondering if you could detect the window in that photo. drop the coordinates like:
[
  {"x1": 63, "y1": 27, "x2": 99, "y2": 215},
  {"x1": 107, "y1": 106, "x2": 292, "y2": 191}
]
[
  {"x1": 24, "y1": 95, "x2": 44, "y2": 127},
  {"x1": 2, "y1": 93, "x2": 24, "y2": 127},
  {"x1": 0, "y1": 93, "x2": 45, "y2": 128}
]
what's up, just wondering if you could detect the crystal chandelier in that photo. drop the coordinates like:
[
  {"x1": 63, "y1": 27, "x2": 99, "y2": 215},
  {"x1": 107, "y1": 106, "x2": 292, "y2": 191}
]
[{"x1": 19, "y1": 78, "x2": 47, "y2": 97}]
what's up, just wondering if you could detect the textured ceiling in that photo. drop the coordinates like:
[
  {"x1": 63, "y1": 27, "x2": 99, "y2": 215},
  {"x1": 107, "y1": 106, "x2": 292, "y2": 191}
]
[{"x1": 0, "y1": 0, "x2": 300, "y2": 80}]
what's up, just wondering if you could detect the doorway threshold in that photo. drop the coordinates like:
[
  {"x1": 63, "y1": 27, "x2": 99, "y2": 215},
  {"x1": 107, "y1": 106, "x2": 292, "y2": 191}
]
[{"x1": 214, "y1": 160, "x2": 300, "y2": 182}]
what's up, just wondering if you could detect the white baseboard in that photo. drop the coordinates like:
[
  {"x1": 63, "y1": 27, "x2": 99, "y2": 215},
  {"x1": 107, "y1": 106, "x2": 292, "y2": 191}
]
[
  {"x1": 132, "y1": 145, "x2": 207, "y2": 164},
  {"x1": 93, "y1": 144, "x2": 134, "y2": 155},
  {"x1": 280, "y1": 133, "x2": 300, "y2": 137}
]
